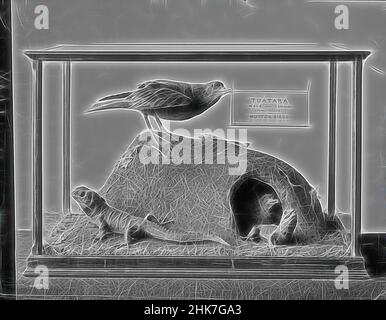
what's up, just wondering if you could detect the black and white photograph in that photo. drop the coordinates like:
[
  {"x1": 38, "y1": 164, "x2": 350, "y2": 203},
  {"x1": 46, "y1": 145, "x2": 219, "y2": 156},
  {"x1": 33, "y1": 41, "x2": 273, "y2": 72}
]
[{"x1": 1, "y1": 0, "x2": 386, "y2": 305}]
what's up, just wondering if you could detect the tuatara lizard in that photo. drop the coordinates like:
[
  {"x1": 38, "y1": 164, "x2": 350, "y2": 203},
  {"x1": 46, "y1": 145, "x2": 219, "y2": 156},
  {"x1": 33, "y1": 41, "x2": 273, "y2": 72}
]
[{"x1": 72, "y1": 186, "x2": 230, "y2": 246}]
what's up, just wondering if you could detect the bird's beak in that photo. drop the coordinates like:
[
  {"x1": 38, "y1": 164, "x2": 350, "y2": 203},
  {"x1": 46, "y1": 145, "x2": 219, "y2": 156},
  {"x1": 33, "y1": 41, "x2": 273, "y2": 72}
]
[{"x1": 220, "y1": 88, "x2": 232, "y2": 95}]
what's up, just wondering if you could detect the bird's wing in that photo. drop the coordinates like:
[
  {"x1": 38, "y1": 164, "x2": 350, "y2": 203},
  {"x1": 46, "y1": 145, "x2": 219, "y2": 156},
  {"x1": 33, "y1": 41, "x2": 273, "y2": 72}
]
[
  {"x1": 137, "y1": 79, "x2": 187, "y2": 90},
  {"x1": 97, "y1": 91, "x2": 133, "y2": 102},
  {"x1": 129, "y1": 87, "x2": 192, "y2": 111}
]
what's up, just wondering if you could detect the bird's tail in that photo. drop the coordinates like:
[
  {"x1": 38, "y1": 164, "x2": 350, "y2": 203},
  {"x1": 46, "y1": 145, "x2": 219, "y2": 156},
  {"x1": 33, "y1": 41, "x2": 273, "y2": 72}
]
[{"x1": 85, "y1": 91, "x2": 132, "y2": 113}]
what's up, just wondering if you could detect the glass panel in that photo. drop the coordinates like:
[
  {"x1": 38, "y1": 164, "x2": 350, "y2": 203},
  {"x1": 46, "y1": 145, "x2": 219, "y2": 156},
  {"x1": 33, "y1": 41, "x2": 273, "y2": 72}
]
[{"x1": 42, "y1": 61, "x2": 350, "y2": 258}]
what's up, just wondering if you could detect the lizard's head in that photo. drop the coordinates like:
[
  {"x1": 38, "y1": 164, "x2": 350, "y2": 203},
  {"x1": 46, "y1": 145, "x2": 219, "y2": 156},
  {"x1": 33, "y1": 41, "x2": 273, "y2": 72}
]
[{"x1": 72, "y1": 186, "x2": 106, "y2": 217}]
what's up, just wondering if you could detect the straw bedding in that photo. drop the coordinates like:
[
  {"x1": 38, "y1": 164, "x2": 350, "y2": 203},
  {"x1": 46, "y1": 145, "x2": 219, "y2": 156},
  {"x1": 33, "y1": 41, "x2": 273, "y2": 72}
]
[{"x1": 43, "y1": 211, "x2": 350, "y2": 257}]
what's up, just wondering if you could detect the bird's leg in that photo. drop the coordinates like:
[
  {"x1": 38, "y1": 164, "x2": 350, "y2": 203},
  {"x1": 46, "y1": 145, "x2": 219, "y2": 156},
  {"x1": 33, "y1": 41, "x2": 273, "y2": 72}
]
[
  {"x1": 154, "y1": 114, "x2": 170, "y2": 134},
  {"x1": 153, "y1": 116, "x2": 173, "y2": 147},
  {"x1": 143, "y1": 113, "x2": 160, "y2": 144},
  {"x1": 142, "y1": 113, "x2": 168, "y2": 158},
  {"x1": 143, "y1": 113, "x2": 154, "y2": 131},
  {"x1": 142, "y1": 113, "x2": 170, "y2": 147}
]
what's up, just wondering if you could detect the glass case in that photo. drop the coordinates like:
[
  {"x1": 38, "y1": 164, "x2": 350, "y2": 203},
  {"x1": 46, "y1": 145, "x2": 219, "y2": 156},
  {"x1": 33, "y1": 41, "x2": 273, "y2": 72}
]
[{"x1": 23, "y1": 44, "x2": 370, "y2": 279}]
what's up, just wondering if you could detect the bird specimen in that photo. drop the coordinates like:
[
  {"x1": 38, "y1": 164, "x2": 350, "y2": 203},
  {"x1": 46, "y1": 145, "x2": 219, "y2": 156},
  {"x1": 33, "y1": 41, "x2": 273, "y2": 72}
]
[{"x1": 86, "y1": 79, "x2": 231, "y2": 135}]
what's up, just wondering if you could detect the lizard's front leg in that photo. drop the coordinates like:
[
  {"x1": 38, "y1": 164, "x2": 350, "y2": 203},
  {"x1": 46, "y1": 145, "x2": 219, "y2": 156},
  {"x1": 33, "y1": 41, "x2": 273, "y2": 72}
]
[
  {"x1": 94, "y1": 220, "x2": 112, "y2": 242},
  {"x1": 125, "y1": 228, "x2": 135, "y2": 248},
  {"x1": 270, "y1": 209, "x2": 297, "y2": 245},
  {"x1": 244, "y1": 224, "x2": 278, "y2": 243}
]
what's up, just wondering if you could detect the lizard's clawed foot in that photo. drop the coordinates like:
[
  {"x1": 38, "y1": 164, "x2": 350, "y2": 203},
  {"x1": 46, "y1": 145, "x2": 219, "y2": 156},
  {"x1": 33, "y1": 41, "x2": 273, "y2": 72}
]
[
  {"x1": 269, "y1": 208, "x2": 297, "y2": 245},
  {"x1": 243, "y1": 224, "x2": 279, "y2": 244},
  {"x1": 270, "y1": 232, "x2": 294, "y2": 246},
  {"x1": 93, "y1": 232, "x2": 113, "y2": 243},
  {"x1": 243, "y1": 225, "x2": 261, "y2": 242}
]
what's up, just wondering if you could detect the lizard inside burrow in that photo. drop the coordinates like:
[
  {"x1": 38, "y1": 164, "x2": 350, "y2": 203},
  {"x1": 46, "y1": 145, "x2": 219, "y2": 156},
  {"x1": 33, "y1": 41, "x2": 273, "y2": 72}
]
[
  {"x1": 71, "y1": 186, "x2": 230, "y2": 247},
  {"x1": 241, "y1": 192, "x2": 348, "y2": 246},
  {"x1": 242, "y1": 208, "x2": 298, "y2": 246}
]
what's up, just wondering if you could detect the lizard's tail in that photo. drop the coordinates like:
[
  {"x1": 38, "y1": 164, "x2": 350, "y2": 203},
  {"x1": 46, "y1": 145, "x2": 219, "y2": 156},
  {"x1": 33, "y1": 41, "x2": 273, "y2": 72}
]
[
  {"x1": 177, "y1": 232, "x2": 231, "y2": 246},
  {"x1": 208, "y1": 235, "x2": 231, "y2": 247}
]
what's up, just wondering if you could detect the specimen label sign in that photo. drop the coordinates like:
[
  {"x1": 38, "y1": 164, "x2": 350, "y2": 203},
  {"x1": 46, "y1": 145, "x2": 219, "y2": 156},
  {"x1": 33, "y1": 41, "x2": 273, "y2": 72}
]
[{"x1": 231, "y1": 88, "x2": 310, "y2": 127}]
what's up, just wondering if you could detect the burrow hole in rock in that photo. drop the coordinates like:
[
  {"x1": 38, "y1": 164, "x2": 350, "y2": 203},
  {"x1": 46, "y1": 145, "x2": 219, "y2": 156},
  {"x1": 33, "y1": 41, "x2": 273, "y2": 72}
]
[{"x1": 230, "y1": 178, "x2": 283, "y2": 237}]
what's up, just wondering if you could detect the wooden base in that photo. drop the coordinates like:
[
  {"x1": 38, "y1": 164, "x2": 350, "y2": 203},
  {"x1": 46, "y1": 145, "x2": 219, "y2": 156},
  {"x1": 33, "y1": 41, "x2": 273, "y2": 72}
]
[{"x1": 23, "y1": 255, "x2": 369, "y2": 280}]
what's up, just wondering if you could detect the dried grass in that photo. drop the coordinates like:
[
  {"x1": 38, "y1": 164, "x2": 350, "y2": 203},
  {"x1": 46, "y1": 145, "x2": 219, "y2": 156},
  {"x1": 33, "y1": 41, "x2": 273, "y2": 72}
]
[{"x1": 44, "y1": 212, "x2": 350, "y2": 257}]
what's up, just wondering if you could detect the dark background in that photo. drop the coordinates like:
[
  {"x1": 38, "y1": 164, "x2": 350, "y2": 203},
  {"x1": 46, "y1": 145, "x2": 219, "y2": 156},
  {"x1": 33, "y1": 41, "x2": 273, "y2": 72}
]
[{"x1": 0, "y1": 0, "x2": 14, "y2": 296}]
